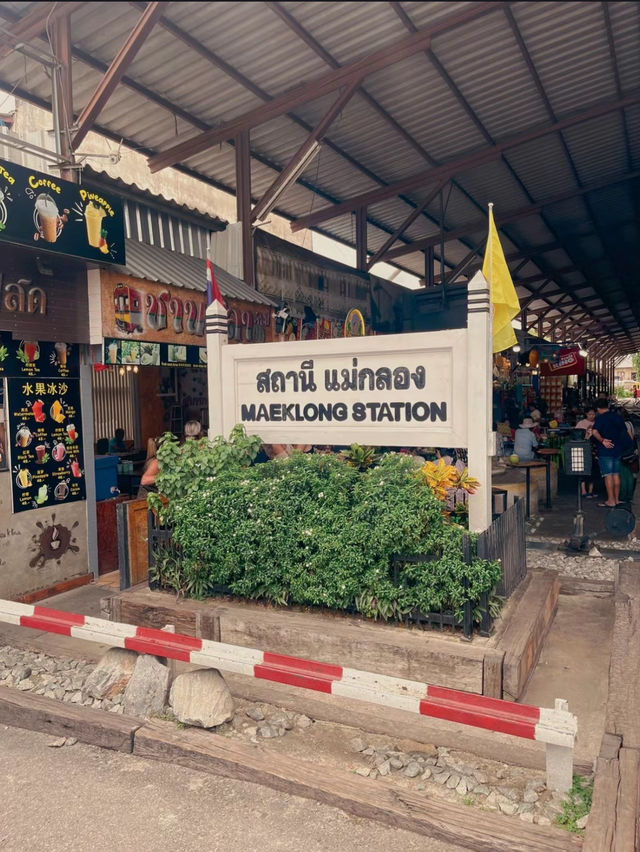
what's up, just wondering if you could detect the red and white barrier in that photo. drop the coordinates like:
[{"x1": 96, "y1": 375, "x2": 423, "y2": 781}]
[{"x1": 0, "y1": 599, "x2": 577, "y2": 790}]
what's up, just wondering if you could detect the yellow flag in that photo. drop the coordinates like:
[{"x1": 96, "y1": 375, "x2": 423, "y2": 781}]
[{"x1": 482, "y1": 205, "x2": 519, "y2": 353}]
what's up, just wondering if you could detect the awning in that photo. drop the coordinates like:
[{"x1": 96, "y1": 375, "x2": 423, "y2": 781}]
[{"x1": 114, "y1": 239, "x2": 276, "y2": 307}]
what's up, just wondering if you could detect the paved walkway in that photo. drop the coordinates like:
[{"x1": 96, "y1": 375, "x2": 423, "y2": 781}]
[
  {"x1": 521, "y1": 589, "x2": 614, "y2": 765},
  {"x1": 0, "y1": 725, "x2": 462, "y2": 852}
]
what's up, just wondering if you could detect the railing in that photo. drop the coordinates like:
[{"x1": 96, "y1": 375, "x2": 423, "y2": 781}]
[{"x1": 477, "y1": 497, "x2": 527, "y2": 598}]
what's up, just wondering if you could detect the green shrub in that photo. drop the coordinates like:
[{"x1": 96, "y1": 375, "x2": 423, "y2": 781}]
[{"x1": 151, "y1": 430, "x2": 501, "y2": 621}]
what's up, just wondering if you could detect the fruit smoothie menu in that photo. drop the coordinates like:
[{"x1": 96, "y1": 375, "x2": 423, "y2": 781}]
[{"x1": 7, "y1": 377, "x2": 85, "y2": 513}]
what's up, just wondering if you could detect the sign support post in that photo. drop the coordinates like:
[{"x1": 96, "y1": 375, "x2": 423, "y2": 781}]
[
  {"x1": 466, "y1": 270, "x2": 493, "y2": 532},
  {"x1": 206, "y1": 298, "x2": 229, "y2": 439}
]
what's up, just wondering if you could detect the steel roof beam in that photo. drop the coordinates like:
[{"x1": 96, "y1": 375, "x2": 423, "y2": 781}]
[
  {"x1": 292, "y1": 89, "x2": 640, "y2": 231},
  {"x1": 0, "y1": 1, "x2": 83, "y2": 60},
  {"x1": 504, "y1": 4, "x2": 640, "y2": 345},
  {"x1": 365, "y1": 181, "x2": 449, "y2": 270},
  {"x1": 72, "y1": 1, "x2": 167, "y2": 150},
  {"x1": 250, "y1": 79, "x2": 359, "y2": 224},
  {"x1": 147, "y1": 2, "x2": 500, "y2": 173},
  {"x1": 382, "y1": 169, "x2": 640, "y2": 261}
]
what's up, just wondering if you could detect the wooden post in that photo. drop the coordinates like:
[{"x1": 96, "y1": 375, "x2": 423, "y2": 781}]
[
  {"x1": 466, "y1": 270, "x2": 493, "y2": 532},
  {"x1": 206, "y1": 297, "x2": 229, "y2": 440}
]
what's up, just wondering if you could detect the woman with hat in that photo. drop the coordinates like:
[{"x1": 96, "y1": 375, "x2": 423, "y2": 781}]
[{"x1": 513, "y1": 417, "x2": 539, "y2": 462}]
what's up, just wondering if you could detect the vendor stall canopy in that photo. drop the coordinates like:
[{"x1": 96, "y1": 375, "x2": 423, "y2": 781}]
[{"x1": 0, "y1": 2, "x2": 638, "y2": 353}]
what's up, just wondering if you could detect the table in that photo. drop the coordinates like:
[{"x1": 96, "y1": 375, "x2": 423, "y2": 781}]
[
  {"x1": 536, "y1": 448, "x2": 561, "y2": 510},
  {"x1": 507, "y1": 460, "x2": 547, "y2": 518}
]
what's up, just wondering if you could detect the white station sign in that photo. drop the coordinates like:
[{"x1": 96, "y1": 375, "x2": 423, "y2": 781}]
[{"x1": 219, "y1": 329, "x2": 468, "y2": 447}]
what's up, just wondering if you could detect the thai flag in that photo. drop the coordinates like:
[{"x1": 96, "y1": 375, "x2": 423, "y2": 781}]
[{"x1": 206, "y1": 256, "x2": 226, "y2": 307}]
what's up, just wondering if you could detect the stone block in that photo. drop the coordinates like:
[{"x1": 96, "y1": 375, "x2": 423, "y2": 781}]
[{"x1": 169, "y1": 669, "x2": 234, "y2": 729}]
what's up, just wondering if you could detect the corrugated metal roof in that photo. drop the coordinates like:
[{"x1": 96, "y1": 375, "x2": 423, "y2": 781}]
[
  {"x1": 0, "y1": 1, "x2": 638, "y2": 350},
  {"x1": 115, "y1": 239, "x2": 276, "y2": 306}
]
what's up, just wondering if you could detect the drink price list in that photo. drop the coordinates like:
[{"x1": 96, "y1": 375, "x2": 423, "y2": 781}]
[
  {"x1": 0, "y1": 332, "x2": 79, "y2": 378},
  {"x1": 7, "y1": 377, "x2": 86, "y2": 513}
]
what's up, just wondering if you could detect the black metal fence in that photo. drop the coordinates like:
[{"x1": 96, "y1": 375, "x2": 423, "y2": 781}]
[
  {"x1": 147, "y1": 497, "x2": 526, "y2": 639},
  {"x1": 476, "y1": 497, "x2": 527, "y2": 597}
]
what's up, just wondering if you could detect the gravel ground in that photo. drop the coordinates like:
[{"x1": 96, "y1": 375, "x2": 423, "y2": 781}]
[
  {"x1": 526, "y1": 548, "x2": 619, "y2": 581},
  {"x1": 0, "y1": 642, "x2": 581, "y2": 829}
]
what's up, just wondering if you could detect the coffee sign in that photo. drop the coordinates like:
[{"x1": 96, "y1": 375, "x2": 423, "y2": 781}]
[{"x1": 0, "y1": 159, "x2": 124, "y2": 264}]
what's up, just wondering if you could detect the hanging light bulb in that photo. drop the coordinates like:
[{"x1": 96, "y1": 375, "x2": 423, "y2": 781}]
[
  {"x1": 133, "y1": 365, "x2": 139, "y2": 373},
  {"x1": 118, "y1": 366, "x2": 125, "y2": 376},
  {"x1": 512, "y1": 344, "x2": 521, "y2": 352},
  {"x1": 579, "y1": 346, "x2": 588, "y2": 357}
]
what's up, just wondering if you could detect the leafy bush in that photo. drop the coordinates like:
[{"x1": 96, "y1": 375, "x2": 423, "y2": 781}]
[{"x1": 151, "y1": 430, "x2": 501, "y2": 620}]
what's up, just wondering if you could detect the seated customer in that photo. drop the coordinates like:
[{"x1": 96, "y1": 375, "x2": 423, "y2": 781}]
[
  {"x1": 108, "y1": 428, "x2": 127, "y2": 454},
  {"x1": 95, "y1": 437, "x2": 109, "y2": 456},
  {"x1": 138, "y1": 437, "x2": 160, "y2": 499},
  {"x1": 513, "y1": 418, "x2": 538, "y2": 461}
]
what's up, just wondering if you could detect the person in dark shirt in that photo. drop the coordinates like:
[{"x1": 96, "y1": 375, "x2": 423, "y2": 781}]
[
  {"x1": 108, "y1": 428, "x2": 127, "y2": 454},
  {"x1": 592, "y1": 398, "x2": 627, "y2": 507}
]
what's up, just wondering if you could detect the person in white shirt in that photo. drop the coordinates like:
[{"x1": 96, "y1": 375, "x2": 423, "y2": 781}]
[{"x1": 513, "y1": 418, "x2": 538, "y2": 461}]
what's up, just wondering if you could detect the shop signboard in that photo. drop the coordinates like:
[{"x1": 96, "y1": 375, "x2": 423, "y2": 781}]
[
  {"x1": 99, "y1": 270, "x2": 271, "y2": 359},
  {"x1": 217, "y1": 330, "x2": 468, "y2": 448},
  {"x1": 100, "y1": 270, "x2": 207, "y2": 347},
  {"x1": 0, "y1": 159, "x2": 124, "y2": 264},
  {"x1": 539, "y1": 347, "x2": 586, "y2": 377},
  {"x1": 103, "y1": 337, "x2": 206, "y2": 369},
  {"x1": 7, "y1": 377, "x2": 85, "y2": 513}
]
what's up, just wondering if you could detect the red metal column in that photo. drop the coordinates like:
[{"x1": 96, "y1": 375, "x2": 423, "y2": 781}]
[
  {"x1": 355, "y1": 207, "x2": 367, "y2": 272},
  {"x1": 235, "y1": 130, "x2": 254, "y2": 287}
]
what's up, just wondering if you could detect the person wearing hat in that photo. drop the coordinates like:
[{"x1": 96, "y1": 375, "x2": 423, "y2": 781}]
[{"x1": 513, "y1": 417, "x2": 538, "y2": 461}]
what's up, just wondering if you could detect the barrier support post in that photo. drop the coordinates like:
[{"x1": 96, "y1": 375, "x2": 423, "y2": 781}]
[{"x1": 541, "y1": 698, "x2": 577, "y2": 793}]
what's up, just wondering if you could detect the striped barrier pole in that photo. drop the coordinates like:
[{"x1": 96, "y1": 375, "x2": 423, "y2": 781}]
[{"x1": 0, "y1": 599, "x2": 577, "y2": 791}]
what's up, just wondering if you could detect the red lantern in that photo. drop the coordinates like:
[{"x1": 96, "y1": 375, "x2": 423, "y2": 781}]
[{"x1": 528, "y1": 349, "x2": 539, "y2": 368}]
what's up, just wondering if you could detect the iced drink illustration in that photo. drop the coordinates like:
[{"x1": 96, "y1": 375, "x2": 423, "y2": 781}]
[
  {"x1": 54, "y1": 482, "x2": 68, "y2": 500},
  {"x1": 16, "y1": 427, "x2": 32, "y2": 447},
  {"x1": 36, "y1": 444, "x2": 46, "y2": 462},
  {"x1": 32, "y1": 399, "x2": 45, "y2": 422},
  {"x1": 85, "y1": 202, "x2": 105, "y2": 248},
  {"x1": 55, "y1": 342, "x2": 68, "y2": 366},
  {"x1": 66, "y1": 423, "x2": 77, "y2": 442},
  {"x1": 36, "y1": 485, "x2": 48, "y2": 505},
  {"x1": 35, "y1": 193, "x2": 60, "y2": 243},
  {"x1": 108, "y1": 341, "x2": 118, "y2": 364},
  {"x1": 52, "y1": 443, "x2": 66, "y2": 462},
  {"x1": 17, "y1": 468, "x2": 30, "y2": 488},
  {"x1": 24, "y1": 341, "x2": 38, "y2": 362},
  {"x1": 71, "y1": 460, "x2": 82, "y2": 478}
]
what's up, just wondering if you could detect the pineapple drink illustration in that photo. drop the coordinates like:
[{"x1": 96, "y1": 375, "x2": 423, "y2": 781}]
[{"x1": 85, "y1": 201, "x2": 106, "y2": 248}]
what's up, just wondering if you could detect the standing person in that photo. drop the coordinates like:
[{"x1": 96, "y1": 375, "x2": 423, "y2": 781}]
[
  {"x1": 575, "y1": 408, "x2": 598, "y2": 499},
  {"x1": 592, "y1": 398, "x2": 628, "y2": 508},
  {"x1": 513, "y1": 418, "x2": 538, "y2": 461},
  {"x1": 633, "y1": 385, "x2": 638, "y2": 400}
]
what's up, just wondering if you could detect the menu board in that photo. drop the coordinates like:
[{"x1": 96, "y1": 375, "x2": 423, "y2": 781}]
[
  {"x1": 0, "y1": 331, "x2": 79, "y2": 378},
  {"x1": 104, "y1": 338, "x2": 206, "y2": 369},
  {"x1": 0, "y1": 159, "x2": 125, "y2": 264},
  {"x1": 7, "y1": 377, "x2": 85, "y2": 513}
]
